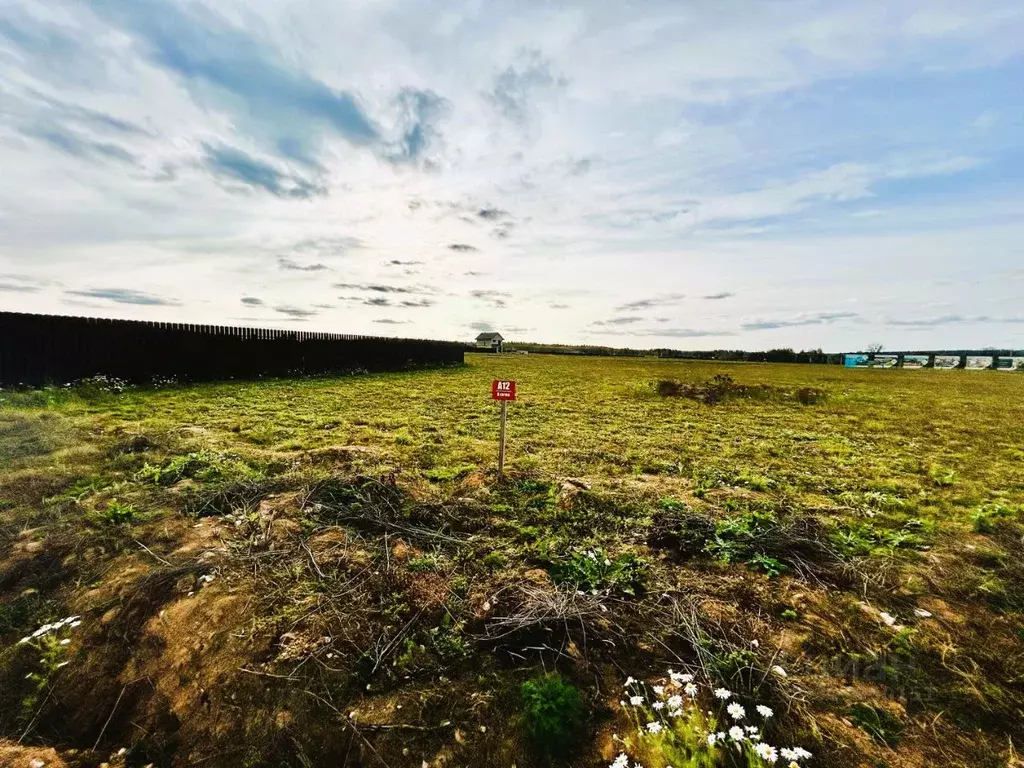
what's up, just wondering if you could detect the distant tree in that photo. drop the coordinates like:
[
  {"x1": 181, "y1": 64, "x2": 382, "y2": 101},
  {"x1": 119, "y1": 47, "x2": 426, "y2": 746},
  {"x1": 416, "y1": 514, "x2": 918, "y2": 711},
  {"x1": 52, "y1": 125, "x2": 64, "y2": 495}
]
[{"x1": 866, "y1": 343, "x2": 884, "y2": 354}]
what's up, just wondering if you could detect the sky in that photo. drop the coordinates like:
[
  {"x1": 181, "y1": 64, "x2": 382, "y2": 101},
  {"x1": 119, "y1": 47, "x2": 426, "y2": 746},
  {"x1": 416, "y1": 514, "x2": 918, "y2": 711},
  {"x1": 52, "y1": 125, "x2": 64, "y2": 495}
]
[{"x1": 1, "y1": 0, "x2": 1023, "y2": 352}]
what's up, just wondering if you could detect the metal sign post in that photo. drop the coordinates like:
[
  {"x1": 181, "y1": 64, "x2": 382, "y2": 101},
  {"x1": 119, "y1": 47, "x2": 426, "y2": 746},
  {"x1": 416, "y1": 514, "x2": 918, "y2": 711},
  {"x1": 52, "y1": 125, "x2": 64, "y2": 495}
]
[
  {"x1": 498, "y1": 400, "x2": 507, "y2": 475},
  {"x1": 491, "y1": 380, "x2": 516, "y2": 477}
]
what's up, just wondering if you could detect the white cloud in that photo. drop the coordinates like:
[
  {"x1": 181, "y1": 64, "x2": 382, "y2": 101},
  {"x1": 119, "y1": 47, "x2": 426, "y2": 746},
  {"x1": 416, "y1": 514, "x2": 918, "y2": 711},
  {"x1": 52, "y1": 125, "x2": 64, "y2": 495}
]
[{"x1": 1, "y1": 0, "x2": 1022, "y2": 349}]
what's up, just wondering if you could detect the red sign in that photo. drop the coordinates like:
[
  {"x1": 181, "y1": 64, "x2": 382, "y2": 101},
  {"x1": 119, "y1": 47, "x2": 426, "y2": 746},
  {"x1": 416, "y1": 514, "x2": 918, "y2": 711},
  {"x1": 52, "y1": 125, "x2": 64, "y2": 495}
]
[{"x1": 491, "y1": 379, "x2": 517, "y2": 401}]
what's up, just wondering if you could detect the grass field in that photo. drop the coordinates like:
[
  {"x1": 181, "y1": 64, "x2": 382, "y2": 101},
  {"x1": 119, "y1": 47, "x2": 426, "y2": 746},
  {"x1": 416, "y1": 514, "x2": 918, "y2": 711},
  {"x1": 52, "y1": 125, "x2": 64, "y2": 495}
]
[{"x1": 1, "y1": 354, "x2": 1023, "y2": 768}]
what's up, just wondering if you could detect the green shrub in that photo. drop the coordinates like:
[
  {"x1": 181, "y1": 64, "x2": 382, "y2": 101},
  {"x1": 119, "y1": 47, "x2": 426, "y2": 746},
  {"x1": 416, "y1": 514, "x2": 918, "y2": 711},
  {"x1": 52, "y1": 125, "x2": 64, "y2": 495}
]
[
  {"x1": 710, "y1": 648, "x2": 759, "y2": 681},
  {"x1": 45, "y1": 474, "x2": 115, "y2": 504},
  {"x1": 549, "y1": 548, "x2": 647, "y2": 596},
  {"x1": 72, "y1": 375, "x2": 128, "y2": 400},
  {"x1": 138, "y1": 451, "x2": 259, "y2": 486},
  {"x1": 747, "y1": 552, "x2": 787, "y2": 577},
  {"x1": 658, "y1": 497, "x2": 687, "y2": 512},
  {"x1": 734, "y1": 470, "x2": 773, "y2": 492},
  {"x1": 927, "y1": 464, "x2": 957, "y2": 487},
  {"x1": 705, "y1": 510, "x2": 779, "y2": 564},
  {"x1": 430, "y1": 621, "x2": 469, "y2": 661},
  {"x1": 520, "y1": 674, "x2": 584, "y2": 758},
  {"x1": 424, "y1": 465, "x2": 476, "y2": 482},
  {"x1": 849, "y1": 703, "x2": 903, "y2": 747},
  {"x1": 972, "y1": 502, "x2": 1017, "y2": 534},
  {"x1": 690, "y1": 467, "x2": 726, "y2": 498},
  {"x1": 482, "y1": 551, "x2": 506, "y2": 570},
  {"x1": 655, "y1": 374, "x2": 774, "y2": 405},
  {"x1": 830, "y1": 520, "x2": 926, "y2": 559},
  {"x1": 407, "y1": 555, "x2": 440, "y2": 572},
  {"x1": 98, "y1": 500, "x2": 136, "y2": 525}
]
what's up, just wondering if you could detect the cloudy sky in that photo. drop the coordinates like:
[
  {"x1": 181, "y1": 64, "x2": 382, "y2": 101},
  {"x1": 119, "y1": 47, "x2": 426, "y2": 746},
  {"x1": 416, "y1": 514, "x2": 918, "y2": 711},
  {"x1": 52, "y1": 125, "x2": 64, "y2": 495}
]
[{"x1": 1, "y1": 0, "x2": 1023, "y2": 351}]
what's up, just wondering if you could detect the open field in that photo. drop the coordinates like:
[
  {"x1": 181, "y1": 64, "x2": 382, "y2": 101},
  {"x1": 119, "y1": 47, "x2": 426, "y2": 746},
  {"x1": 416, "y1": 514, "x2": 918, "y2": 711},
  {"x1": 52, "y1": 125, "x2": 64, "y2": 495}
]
[{"x1": 2, "y1": 354, "x2": 1024, "y2": 768}]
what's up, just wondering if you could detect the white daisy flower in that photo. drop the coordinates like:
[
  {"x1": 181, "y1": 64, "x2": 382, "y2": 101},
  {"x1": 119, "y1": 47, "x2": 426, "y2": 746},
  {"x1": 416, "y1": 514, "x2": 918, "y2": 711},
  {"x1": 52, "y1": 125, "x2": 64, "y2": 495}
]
[
  {"x1": 707, "y1": 733, "x2": 718, "y2": 746},
  {"x1": 668, "y1": 709, "x2": 682, "y2": 718},
  {"x1": 652, "y1": 685, "x2": 665, "y2": 696},
  {"x1": 624, "y1": 676, "x2": 637, "y2": 687},
  {"x1": 727, "y1": 702, "x2": 746, "y2": 720},
  {"x1": 779, "y1": 749, "x2": 798, "y2": 761},
  {"x1": 646, "y1": 721, "x2": 663, "y2": 734},
  {"x1": 729, "y1": 725, "x2": 745, "y2": 741},
  {"x1": 611, "y1": 753, "x2": 629, "y2": 768},
  {"x1": 754, "y1": 743, "x2": 778, "y2": 763},
  {"x1": 714, "y1": 688, "x2": 732, "y2": 700},
  {"x1": 652, "y1": 701, "x2": 664, "y2": 710},
  {"x1": 756, "y1": 705, "x2": 773, "y2": 718},
  {"x1": 684, "y1": 683, "x2": 698, "y2": 696},
  {"x1": 629, "y1": 695, "x2": 643, "y2": 706},
  {"x1": 667, "y1": 695, "x2": 683, "y2": 709},
  {"x1": 793, "y1": 747, "x2": 813, "y2": 759}
]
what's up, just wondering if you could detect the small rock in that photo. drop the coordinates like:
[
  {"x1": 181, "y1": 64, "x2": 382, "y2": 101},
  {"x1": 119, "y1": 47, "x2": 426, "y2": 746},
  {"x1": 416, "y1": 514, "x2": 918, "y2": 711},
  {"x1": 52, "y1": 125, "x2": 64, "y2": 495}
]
[{"x1": 914, "y1": 608, "x2": 933, "y2": 618}]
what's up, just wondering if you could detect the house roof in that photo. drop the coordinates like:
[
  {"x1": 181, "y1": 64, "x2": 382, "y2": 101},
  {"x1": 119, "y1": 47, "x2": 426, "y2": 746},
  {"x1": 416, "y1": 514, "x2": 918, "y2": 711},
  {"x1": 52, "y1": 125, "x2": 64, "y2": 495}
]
[{"x1": 475, "y1": 332, "x2": 503, "y2": 341}]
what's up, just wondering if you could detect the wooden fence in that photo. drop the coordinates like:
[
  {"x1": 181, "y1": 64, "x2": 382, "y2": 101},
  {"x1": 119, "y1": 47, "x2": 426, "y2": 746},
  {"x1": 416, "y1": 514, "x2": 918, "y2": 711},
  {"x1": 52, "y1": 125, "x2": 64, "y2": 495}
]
[{"x1": 0, "y1": 312, "x2": 467, "y2": 387}]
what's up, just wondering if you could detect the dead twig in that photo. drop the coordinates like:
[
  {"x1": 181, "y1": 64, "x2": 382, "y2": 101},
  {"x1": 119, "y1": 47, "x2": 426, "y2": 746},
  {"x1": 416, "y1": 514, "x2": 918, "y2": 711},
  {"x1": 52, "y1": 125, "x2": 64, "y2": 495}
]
[
  {"x1": 239, "y1": 667, "x2": 301, "y2": 682},
  {"x1": 135, "y1": 540, "x2": 172, "y2": 567},
  {"x1": 93, "y1": 683, "x2": 128, "y2": 751}
]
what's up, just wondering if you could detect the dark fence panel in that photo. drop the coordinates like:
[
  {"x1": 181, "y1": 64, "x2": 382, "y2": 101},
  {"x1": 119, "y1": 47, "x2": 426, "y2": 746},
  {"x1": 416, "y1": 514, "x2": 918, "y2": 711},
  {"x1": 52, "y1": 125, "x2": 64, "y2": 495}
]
[{"x1": 0, "y1": 312, "x2": 467, "y2": 387}]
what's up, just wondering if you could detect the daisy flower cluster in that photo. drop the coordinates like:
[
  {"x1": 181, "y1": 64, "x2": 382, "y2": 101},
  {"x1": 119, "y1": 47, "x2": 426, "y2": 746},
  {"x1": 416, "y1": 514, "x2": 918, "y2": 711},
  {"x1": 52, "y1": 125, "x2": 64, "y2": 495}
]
[
  {"x1": 612, "y1": 669, "x2": 813, "y2": 767},
  {"x1": 17, "y1": 615, "x2": 83, "y2": 648}
]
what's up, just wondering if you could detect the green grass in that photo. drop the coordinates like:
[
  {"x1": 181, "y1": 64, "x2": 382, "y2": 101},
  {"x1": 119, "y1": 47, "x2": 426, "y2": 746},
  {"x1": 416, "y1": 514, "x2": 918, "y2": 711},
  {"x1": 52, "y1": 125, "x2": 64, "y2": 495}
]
[
  {"x1": 520, "y1": 674, "x2": 585, "y2": 759},
  {"x1": 1, "y1": 354, "x2": 1023, "y2": 767},
  {"x1": 6, "y1": 356, "x2": 1021, "y2": 514}
]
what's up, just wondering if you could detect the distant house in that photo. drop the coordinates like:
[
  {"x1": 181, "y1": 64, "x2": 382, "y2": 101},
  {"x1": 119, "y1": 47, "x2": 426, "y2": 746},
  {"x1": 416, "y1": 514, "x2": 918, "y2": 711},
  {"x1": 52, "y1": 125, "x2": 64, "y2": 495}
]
[{"x1": 474, "y1": 332, "x2": 504, "y2": 353}]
